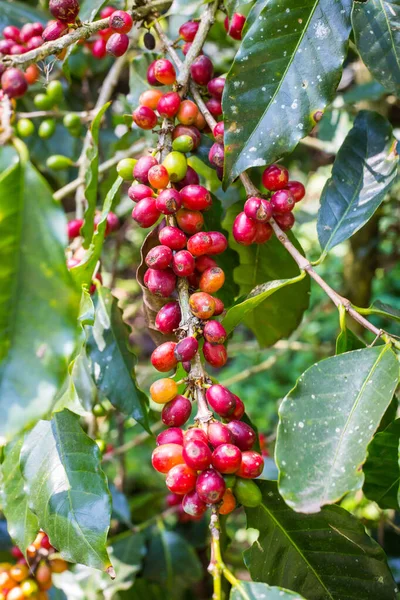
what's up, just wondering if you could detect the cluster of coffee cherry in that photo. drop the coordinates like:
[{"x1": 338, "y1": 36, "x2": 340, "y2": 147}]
[
  {"x1": 0, "y1": 532, "x2": 68, "y2": 600},
  {"x1": 87, "y1": 5, "x2": 133, "y2": 59}
]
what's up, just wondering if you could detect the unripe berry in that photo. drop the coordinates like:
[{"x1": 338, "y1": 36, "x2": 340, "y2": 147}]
[
  {"x1": 157, "y1": 427, "x2": 183, "y2": 446},
  {"x1": 116, "y1": 158, "x2": 136, "y2": 181},
  {"x1": 155, "y1": 302, "x2": 181, "y2": 334},
  {"x1": 1, "y1": 68, "x2": 27, "y2": 98},
  {"x1": 203, "y1": 342, "x2": 227, "y2": 368},
  {"x1": 208, "y1": 422, "x2": 233, "y2": 447},
  {"x1": 185, "y1": 428, "x2": 208, "y2": 445},
  {"x1": 132, "y1": 197, "x2": 160, "y2": 228},
  {"x1": 207, "y1": 77, "x2": 225, "y2": 99},
  {"x1": 175, "y1": 209, "x2": 203, "y2": 235},
  {"x1": 203, "y1": 320, "x2": 227, "y2": 344},
  {"x1": 152, "y1": 443, "x2": 184, "y2": 473},
  {"x1": 163, "y1": 151, "x2": 188, "y2": 182},
  {"x1": 219, "y1": 488, "x2": 237, "y2": 515},
  {"x1": 17, "y1": 118, "x2": 35, "y2": 138},
  {"x1": 226, "y1": 421, "x2": 256, "y2": 451},
  {"x1": 232, "y1": 212, "x2": 257, "y2": 245},
  {"x1": 196, "y1": 468, "x2": 226, "y2": 504},
  {"x1": 156, "y1": 189, "x2": 182, "y2": 215},
  {"x1": 209, "y1": 142, "x2": 224, "y2": 167},
  {"x1": 208, "y1": 232, "x2": 228, "y2": 255},
  {"x1": 159, "y1": 225, "x2": 187, "y2": 250},
  {"x1": 139, "y1": 88, "x2": 163, "y2": 110},
  {"x1": 106, "y1": 33, "x2": 130, "y2": 56},
  {"x1": 172, "y1": 135, "x2": 194, "y2": 153},
  {"x1": 187, "y1": 232, "x2": 213, "y2": 256},
  {"x1": 162, "y1": 395, "x2": 192, "y2": 427},
  {"x1": 244, "y1": 197, "x2": 273, "y2": 223},
  {"x1": 190, "y1": 55, "x2": 214, "y2": 86},
  {"x1": 177, "y1": 99, "x2": 199, "y2": 125},
  {"x1": 134, "y1": 155, "x2": 158, "y2": 184},
  {"x1": 173, "y1": 125, "x2": 201, "y2": 151},
  {"x1": 174, "y1": 335, "x2": 198, "y2": 361},
  {"x1": 67, "y1": 219, "x2": 83, "y2": 240},
  {"x1": 254, "y1": 222, "x2": 273, "y2": 244},
  {"x1": 182, "y1": 490, "x2": 207, "y2": 517},
  {"x1": 179, "y1": 21, "x2": 200, "y2": 42},
  {"x1": 128, "y1": 183, "x2": 153, "y2": 201},
  {"x1": 237, "y1": 451, "x2": 264, "y2": 479},
  {"x1": 212, "y1": 444, "x2": 242, "y2": 474},
  {"x1": 148, "y1": 164, "x2": 169, "y2": 189},
  {"x1": 262, "y1": 164, "x2": 289, "y2": 191},
  {"x1": 92, "y1": 38, "x2": 107, "y2": 58},
  {"x1": 166, "y1": 464, "x2": 197, "y2": 495},
  {"x1": 196, "y1": 255, "x2": 218, "y2": 273},
  {"x1": 180, "y1": 185, "x2": 212, "y2": 211},
  {"x1": 109, "y1": 10, "x2": 133, "y2": 34},
  {"x1": 199, "y1": 267, "x2": 225, "y2": 293},
  {"x1": 150, "y1": 378, "x2": 178, "y2": 404},
  {"x1": 42, "y1": 20, "x2": 68, "y2": 42},
  {"x1": 206, "y1": 385, "x2": 236, "y2": 417},
  {"x1": 234, "y1": 478, "x2": 262, "y2": 507},
  {"x1": 189, "y1": 291, "x2": 215, "y2": 319},
  {"x1": 224, "y1": 13, "x2": 246, "y2": 40},
  {"x1": 133, "y1": 105, "x2": 158, "y2": 130},
  {"x1": 195, "y1": 111, "x2": 207, "y2": 130},
  {"x1": 274, "y1": 212, "x2": 295, "y2": 231},
  {"x1": 3, "y1": 25, "x2": 20, "y2": 42},
  {"x1": 206, "y1": 97, "x2": 223, "y2": 118},
  {"x1": 151, "y1": 341, "x2": 178, "y2": 372},
  {"x1": 172, "y1": 250, "x2": 196, "y2": 277},
  {"x1": 228, "y1": 395, "x2": 245, "y2": 420},
  {"x1": 183, "y1": 440, "x2": 212, "y2": 470},
  {"x1": 144, "y1": 268, "x2": 176, "y2": 297},
  {"x1": 49, "y1": 0, "x2": 80, "y2": 22},
  {"x1": 157, "y1": 92, "x2": 181, "y2": 118},
  {"x1": 154, "y1": 58, "x2": 176, "y2": 85},
  {"x1": 270, "y1": 189, "x2": 295, "y2": 214},
  {"x1": 24, "y1": 64, "x2": 40, "y2": 85},
  {"x1": 287, "y1": 180, "x2": 306, "y2": 202}
]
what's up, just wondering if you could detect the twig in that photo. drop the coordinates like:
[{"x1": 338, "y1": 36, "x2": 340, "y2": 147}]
[
  {"x1": 103, "y1": 420, "x2": 163, "y2": 461},
  {"x1": 0, "y1": 94, "x2": 13, "y2": 145},
  {"x1": 16, "y1": 109, "x2": 95, "y2": 120}
]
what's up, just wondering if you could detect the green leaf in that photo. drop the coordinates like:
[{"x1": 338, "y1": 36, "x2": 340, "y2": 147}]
[
  {"x1": 230, "y1": 581, "x2": 306, "y2": 600},
  {"x1": 71, "y1": 176, "x2": 123, "y2": 288},
  {"x1": 0, "y1": 153, "x2": 80, "y2": 440},
  {"x1": 362, "y1": 300, "x2": 400, "y2": 323},
  {"x1": 81, "y1": 103, "x2": 111, "y2": 248},
  {"x1": 0, "y1": 1, "x2": 47, "y2": 29},
  {"x1": 226, "y1": 0, "x2": 255, "y2": 19},
  {"x1": 276, "y1": 345, "x2": 399, "y2": 513},
  {"x1": 244, "y1": 480, "x2": 397, "y2": 600},
  {"x1": 335, "y1": 327, "x2": 365, "y2": 355},
  {"x1": 223, "y1": 204, "x2": 310, "y2": 347},
  {"x1": 317, "y1": 111, "x2": 398, "y2": 254},
  {"x1": 223, "y1": 0, "x2": 352, "y2": 187},
  {"x1": 352, "y1": 0, "x2": 400, "y2": 95},
  {"x1": 86, "y1": 287, "x2": 149, "y2": 430},
  {"x1": 79, "y1": 0, "x2": 107, "y2": 22},
  {"x1": 21, "y1": 409, "x2": 112, "y2": 572},
  {"x1": 363, "y1": 419, "x2": 400, "y2": 509},
  {"x1": 0, "y1": 438, "x2": 39, "y2": 553}
]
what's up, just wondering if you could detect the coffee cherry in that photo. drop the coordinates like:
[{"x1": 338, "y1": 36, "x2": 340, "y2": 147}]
[
  {"x1": 179, "y1": 21, "x2": 199, "y2": 42},
  {"x1": 133, "y1": 105, "x2": 158, "y2": 130},
  {"x1": 174, "y1": 211, "x2": 202, "y2": 238},
  {"x1": 203, "y1": 321, "x2": 227, "y2": 344},
  {"x1": 274, "y1": 212, "x2": 295, "y2": 231},
  {"x1": 208, "y1": 422, "x2": 233, "y2": 448},
  {"x1": 262, "y1": 164, "x2": 289, "y2": 191},
  {"x1": 117, "y1": 158, "x2": 136, "y2": 180},
  {"x1": 9, "y1": 564, "x2": 29, "y2": 583},
  {"x1": 194, "y1": 111, "x2": 207, "y2": 130},
  {"x1": 3, "y1": 25, "x2": 20, "y2": 42},
  {"x1": 10, "y1": 44, "x2": 27, "y2": 55},
  {"x1": 92, "y1": 38, "x2": 107, "y2": 58},
  {"x1": 21, "y1": 579, "x2": 39, "y2": 596},
  {"x1": 134, "y1": 155, "x2": 158, "y2": 184},
  {"x1": 147, "y1": 61, "x2": 163, "y2": 86},
  {"x1": 128, "y1": 183, "x2": 153, "y2": 201},
  {"x1": 155, "y1": 189, "x2": 182, "y2": 215},
  {"x1": 154, "y1": 58, "x2": 176, "y2": 85},
  {"x1": 199, "y1": 267, "x2": 225, "y2": 293},
  {"x1": 254, "y1": 222, "x2": 273, "y2": 244},
  {"x1": 34, "y1": 93, "x2": 53, "y2": 110},
  {"x1": 183, "y1": 440, "x2": 212, "y2": 470},
  {"x1": 270, "y1": 189, "x2": 295, "y2": 215},
  {"x1": 212, "y1": 444, "x2": 242, "y2": 474},
  {"x1": 203, "y1": 342, "x2": 227, "y2": 368},
  {"x1": 190, "y1": 55, "x2": 214, "y2": 86},
  {"x1": 234, "y1": 478, "x2": 262, "y2": 507},
  {"x1": 172, "y1": 135, "x2": 194, "y2": 153},
  {"x1": 208, "y1": 232, "x2": 228, "y2": 255},
  {"x1": 232, "y1": 212, "x2": 257, "y2": 245},
  {"x1": 207, "y1": 77, "x2": 225, "y2": 99},
  {"x1": 47, "y1": 154, "x2": 74, "y2": 170},
  {"x1": 219, "y1": 489, "x2": 236, "y2": 515},
  {"x1": 162, "y1": 395, "x2": 192, "y2": 427},
  {"x1": 229, "y1": 395, "x2": 245, "y2": 420},
  {"x1": 177, "y1": 100, "x2": 199, "y2": 125},
  {"x1": 8, "y1": 588, "x2": 24, "y2": 600},
  {"x1": 172, "y1": 250, "x2": 196, "y2": 277},
  {"x1": 49, "y1": 0, "x2": 80, "y2": 22},
  {"x1": 47, "y1": 80, "x2": 64, "y2": 104},
  {"x1": 39, "y1": 118, "x2": 56, "y2": 139},
  {"x1": 106, "y1": 33, "x2": 129, "y2": 56},
  {"x1": 139, "y1": 89, "x2": 163, "y2": 110},
  {"x1": 152, "y1": 443, "x2": 184, "y2": 473},
  {"x1": 213, "y1": 121, "x2": 224, "y2": 144},
  {"x1": 237, "y1": 451, "x2": 264, "y2": 479},
  {"x1": 67, "y1": 219, "x2": 83, "y2": 241},
  {"x1": 27, "y1": 36, "x2": 44, "y2": 51},
  {"x1": 206, "y1": 97, "x2": 223, "y2": 118},
  {"x1": 157, "y1": 427, "x2": 183, "y2": 446},
  {"x1": 159, "y1": 225, "x2": 187, "y2": 250},
  {"x1": 196, "y1": 468, "x2": 226, "y2": 503},
  {"x1": 173, "y1": 125, "x2": 201, "y2": 151},
  {"x1": 109, "y1": 10, "x2": 133, "y2": 34},
  {"x1": 43, "y1": 20, "x2": 68, "y2": 42},
  {"x1": 155, "y1": 302, "x2": 181, "y2": 334},
  {"x1": 0, "y1": 40, "x2": 13, "y2": 54},
  {"x1": 180, "y1": 185, "x2": 212, "y2": 211},
  {"x1": 144, "y1": 267, "x2": 176, "y2": 297},
  {"x1": 244, "y1": 197, "x2": 273, "y2": 222},
  {"x1": 163, "y1": 151, "x2": 188, "y2": 182},
  {"x1": 287, "y1": 180, "x2": 306, "y2": 202},
  {"x1": 187, "y1": 271, "x2": 200, "y2": 289},
  {"x1": 1, "y1": 68, "x2": 27, "y2": 98},
  {"x1": 182, "y1": 490, "x2": 207, "y2": 517},
  {"x1": 187, "y1": 232, "x2": 212, "y2": 257},
  {"x1": 63, "y1": 112, "x2": 81, "y2": 131},
  {"x1": 226, "y1": 421, "x2": 256, "y2": 451},
  {"x1": 189, "y1": 291, "x2": 215, "y2": 319},
  {"x1": 20, "y1": 23, "x2": 35, "y2": 43},
  {"x1": 213, "y1": 297, "x2": 225, "y2": 316},
  {"x1": 224, "y1": 13, "x2": 246, "y2": 40},
  {"x1": 150, "y1": 378, "x2": 178, "y2": 404},
  {"x1": 209, "y1": 142, "x2": 224, "y2": 167},
  {"x1": 185, "y1": 428, "x2": 208, "y2": 445},
  {"x1": 175, "y1": 335, "x2": 198, "y2": 361},
  {"x1": 151, "y1": 341, "x2": 178, "y2": 372},
  {"x1": 132, "y1": 197, "x2": 160, "y2": 228},
  {"x1": 166, "y1": 464, "x2": 197, "y2": 495},
  {"x1": 148, "y1": 164, "x2": 170, "y2": 189},
  {"x1": 206, "y1": 385, "x2": 236, "y2": 417},
  {"x1": 157, "y1": 92, "x2": 181, "y2": 118},
  {"x1": 49, "y1": 558, "x2": 68, "y2": 573},
  {"x1": 195, "y1": 255, "x2": 217, "y2": 273},
  {"x1": 16, "y1": 118, "x2": 35, "y2": 138},
  {"x1": 144, "y1": 31, "x2": 156, "y2": 50}
]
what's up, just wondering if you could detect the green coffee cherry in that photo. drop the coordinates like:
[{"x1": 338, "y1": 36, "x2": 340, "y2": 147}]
[
  {"x1": 95, "y1": 439, "x2": 106, "y2": 454},
  {"x1": 117, "y1": 157, "x2": 137, "y2": 180},
  {"x1": 224, "y1": 475, "x2": 237, "y2": 489},
  {"x1": 63, "y1": 113, "x2": 81, "y2": 129},
  {"x1": 16, "y1": 118, "x2": 35, "y2": 138},
  {"x1": 92, "y1": 403, "x2": 107, "y2": 417},
  {"x1": 172, "y1": 135, "x2": 194, "y2": 153},
  {"x1": 162, "y1": 151, "x2": 187, "y2": 182},
  {"x1": 47, "y1": 80, "x2": 63, "y2": 104},
  {"x1": 38, "y1": 118, "x2": 56, "y2": 139},
  {"x1": 34, "y1": 93, "x2": 53, "y2": 110},
  {"x1": 68, "y1": 124, "x2": 83, "y2": 138},
  {"x1": 46, "y1": 155, "x2": 74, "y2": 170},
  {"x1": 234, "y1": 478, "x2": 262, "y2": 507}
]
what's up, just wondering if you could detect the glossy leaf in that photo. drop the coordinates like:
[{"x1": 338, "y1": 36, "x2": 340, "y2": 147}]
[
  {"x1": 79, "y1": 0, "x2": 107, "y2": 21},
  {"x1": 223, "y1": 204, "x2": 310, "y2": 347},
  {"x1": 244, "y1": 480, "x2": 397, "y2": 600},
  {"x1": 276, "y1": 345, "x2": 399, "y2": 513},
  {"x1": 317, "y1": 111, "x2": 398, "y2": 253},
  {"x1": 363, "y1": 419, "x2": 400, "y2": 509},
  {"x1": 21, "y1": 409, "x2": 112, "y2": 572},
  {"x1": 352, "y1": 0, "x2": 400, "y2": 95},
  {"x1": 223, "y1": 0, "x2": 352, "y2": 187},
  {"x1": 335, "y1": 327, "x2": 365, "y2": 355},
  {"x1": 0, "y1": 153, "x2": 80, "y2": 440},
  {"x1": 86, "y1": 287, "x2": 149, "y2": 430},
  {"x1": 230, "y1": 582, "x2": 306, "y2": 600},
  {"x1": 226, "y1": 0, "x2": 254, "y2": 19},
  {"x1": 363, "y1": 300, "x2": 400, "y2": 323}
]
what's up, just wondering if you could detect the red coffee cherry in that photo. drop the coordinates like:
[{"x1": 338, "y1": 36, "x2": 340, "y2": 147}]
[
  {"x1": 128, "y1": 184, "x2": 154, "y2": 202},
  {"x1": 139, "y1": 89, "x2": 163, "y2": 110},
  {"x1": 219, "y1": 489, "x2": 237, "y2": 515},
  {"x1": 208, "y1": 422, "x2": 233, "y2": 447},
  {"x1": 209, "y1": 142, "x2": 224, "y2": 167},
  {"x1": 208, "y1": 232, "x2": 228, "y2": 255},
  {"x1": 156, "y1": 189, "x2": 182, "y2": 215},
  {"x1": 203, "y1": 321, "x2": 227, "y2": 344},
  {"x1": 162, "y1": 395, "x2": 192, "y2": 427},
  {"x1": 20, "y1": 23, "x2": 35, "y2": 43},
  {"x1": 152, "y1": 443, "x2": 184, "y2": 473},
  {"x1": 182, "y1": 490, "x2": 207, "y2": 517},
  {"x1": 254, "y1": 222, "x2": 273, "y2": 244},
  {"x1": 287, "y1": 180, "x2": 306, "y2": 202},
  {"x1": 274, "y1": 212, "x2": 295, "y2": 231},
  {"x1": 212, "y1": 444, "x2": 242, "y2": 474},
  {"x1": 134, "y1": 156, "x2": 158, "y2": 184},
  {"x1": 206, "y1": 385, "x2": 236, "y2": 417},
  {"x1": 187, "y1": 271, "x2": 200, "y2": 289},
  {"x1": 154, "y1": 58, "x2": 176, "y2": 85},
  {"x1": 157, "y1": 427, "x2": 183, "y2": 446},
  {"x1": 3, "y1": 25, "x2": 21, "y2": 42},
  {"x1": 176, "y1": 208, "x2": 204, "y2": 234},
  {"x1": 1, "y1": 68, "x2": 28, "y2": 98},
  {"x1": 180, "y1": 185, "x2": 212, "y2": 212},
  {"x1": 10, "y1": 44, "x2": 27, "y2": 55},
  {"x1": 133, "y1": 105, "x2": 158, "y2": 130},
  {"x1": 166, "y1": 492, "x2": 182, "y2": 507},
  {"x1": 183, "y1": 440, "x2": 212, "y2": 470},
  {"x1": 159, "y1": 225, "x2": 187, "y2": 250},
  {"x1": 101, "y1": 5, "x2": 116, "y2": 17},
  {"x1": 244, "y1": 197, "x2": 273, "y2": 223},
  {"x1": 42, "y1": 20, "x2": 69, "y2": 42},
  {"x1": 106, "y1": 32, "x2": 129, "y2": 56},
  {"x1": 199, "y1": 267, "x2": 225, "y2": 294},
  {"x1": 213, "y1": 121, "x2": 224, "y2": 144},
  {"x1": 67, "y1": 218, "x2": 83, "y2": 240},
  {"x1": 151, "y1": 341, "x2": 178, "y2": 372},
  {"x1": 232, "y1": 212, "x2": 257, "y2": 245},
  {"x1": 224, "y1": 13, "x2": 246, "y2": 40},
  {"x1": 195, "y1": 255, "x2": 217, "y2": 273},
  {"x1": 157, "y1": 92, "x2": 181, "y2": 118},
  {"x1": 179, "y1": 21, "x2": 200, "y2": 42},
  {"x1": 187, "y1": 232, "x2": 213, "y2": 256},
  {"x1": 147, "y1": 61, "x2": 163, "y2": 87},
  {"x1": 166, "y1": 464, "x2": 197, "y2": 495},
  {"x1": 26, "y1": 36, "x2": 44, "y2": 50},
  {"x1": 177, "y1": 100, "x2": 199, "y2": 126},
  {"x1": 173, "y1": 125, "x2": 201, "y2": 151},
  {"x1": 228, "y1": 395, "x2": 245, "y2": 420},
  {"x1": 144, "y1": 268, "x2": 176, "y2": 297},
  {"x1": 109, "y1": 10, "x2": 133, "y2": 34},
  {"x1": 237, "y1": 451, "x2": 264, "y2": 479},
  {"x1": 99, "y1": 26, "x2": 114, "y2": 40},
  {"x1": 172, "y1": 251, "x2": 196, "y2": 277},
  {"x1": 49, "y1": 0, "x2": 80, "y2": 22},
  {"x1": 190, "y1": 55, "x2": 214, "y2": 86},
  {"x1": 24, "y1": 64, "x2": 40, "y2": 84},
  {"x1": 155, "y1": 302, "x2": 181, "y2": 334},
  {"x1": 270, "y1": 189, "x2": 295, "y2": 214},
  {"x1": 92, "y1": 38, "x2": 107, "y2": 58},
  {"x1": 207, "y1": 77, "x2": 225, "y2": 99},
  {"x1": 0, "y1": 40, "x2": 13, "y2": 54},
  {"x1": 184, "y1": 428, "x2": 208, "y2": 446},
  {"x1": 175, "y1": 336, "x2": 198, "y2": 362},
  {"x1": 203, "y1": 342, "x2": 227, "y2": 368},
  {"x1": 132, "y1": 197, "x2": 160, "y2": 228},
  {"x1": 226, "y1": 421, "x2": 256, "y2": 451},
  {"x1": 196, "y1": 468, "x2": 226, "y2": 503},
  {"x1": 262, "y1": 164, "x2": 289, "y2": 191},
  {"x1": 148, "y1": 164, "x2": 170, "y2": 189},
  {"x1": 206, "y1": 97, "x2": 223, "y2": 118},
  {"x1": 189, "y1": 292, "x2": 216, "y2": 319},
  {"x1": 213, "y1": 297, "x2": 225, "y2": 316}
]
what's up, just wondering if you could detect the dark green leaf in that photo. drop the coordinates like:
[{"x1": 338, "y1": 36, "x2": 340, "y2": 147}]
[
  {"x1": 223, "y1": 203, "x2": 310, "y2": 347},
  {"x1": 230, "y1": 581, "x2": 306, "y2": 600},
  {"x1": 363, "y1": 419, "x2": 400, "y2": 509},
  {"x1": 244, "y1": 480, "x2": 397, "y2": 600},
  {"x1": 335, "y1": 327, "x2": 365, "y2": 354},
  {"x1": 276, "y1": 345, "x2": 399, "y2": 513},
  {"x1": 21, "y1": 409, "x2": 112, "y2": 572},
  {"x1": 226, "y1": 0, "x2": 255, "y2": 19},
  {"x1": 363, "y1": 300, "x2": 400, "y2": 323},
  {"x1": 317, "y1": 111, "x2": 398, "y2": 254},
  {"x1": 79, "y1": 0, "x2": 107, "y2": 22},
  {"x1": 87, "y1": 287, "x2": 149, "y2": 431},
  {"x1": 352, "y1": 0, "x2": 400, "y2": 95},
  {"x1": 0, "y1": 153, "x2": 80, "y2": 440},
  {"x1": 0, "y1": 1, "x2": 47, "y2": 30},
  {"x1": 223, "y1": 0, "x2": 352, "y2": 187}
]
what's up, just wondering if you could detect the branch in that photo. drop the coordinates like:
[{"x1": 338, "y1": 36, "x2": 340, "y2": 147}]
[{"x1": 16, "y1": 109, "x2": 94, "y2": 120}]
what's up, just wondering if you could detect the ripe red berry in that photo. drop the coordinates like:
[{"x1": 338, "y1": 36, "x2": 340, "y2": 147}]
[
  {"x1": 274, "y1": 212, "x2": 295, "y2": 231},
  {"x1": 206, "y1": 97, "x2": 223, "y2": 118},
  {"x1": 3, "y1": 26, "x2": 21, "y2": 42},
  {"x1": 244, "y1": 197, "x2": 273, "y2": 223},
  {"x1": 208, "y1": 422, "x2": 233, "y2": 447},
  {"x1": 172, "y1": 250, "x2": 196, "y2": 277},
  {"x1": 254, "y1": 222, "x2": 273, "y2": 244},
  {"x1": 151, "y1": 341, "x2": 178, "y2": 372},
  {"x1": 203, "y1": 321, "x2": 227, "y2": 344},
  {"x1": 92, "y1": 38, "x2": 107, "y2": 58},
  {"x1": 20, "y1": 23, "x2": 35, "y2": 43},
  {"x1": 49, "y1": 0, "x2": 80, "y2": 22},
  {"x1": 128, "y1": 183, "x2": 154, "y2": 202},
  {"x1": 287, "y1": 180, "x2": 306, "y2": 202},
  {"x1": 157, "y1": 427, "x2": 184, "y2": 446},
  {"x1": 11, "y1": 546, "x2": 24, "y2": 559},
  {"x1": 203, "y1": 342, "x2": 227, "y2": 368},
  {"x1": 185, "y1": 428, "x2": 208, "y2": 446},
  {"x1": 199, "y1": 267, "x2": 225, "y2": 294},
  {"x1": 179, "y1": 21, "x2": 200, "y2": 42},
  {"x1": 0, "y1": 40, "x2": 13, "y2": 54},
  {"x1": 134, "y1": 156, "x2": 158, "y2": 184},
  {"x1": 196, "y1": 468, "x2": 226, "y2": 504},
  {"x1": 42, "y1": 19, "x2": 68, "y2": 42},
  {"x1": 224, "y1": 13, "x2": 246, "y2": 40},
  {"x1": 148, "y1": 164, "x2": 169, "y2": 189},
  {"x1": 190, "y1": 55, "x2": 214, "y2": 86},
  {"x1": 147, "y1": 61, "x2": 163, "y2": 87},
  {"x1": 208, "y1": 232, "x2": 228, "y2": 255},
  {"x1": 187, "y1": 271, "x2": 200, "y2": 289},
  {"x1": 270, "y1": 189, "x2": 295, "y2": 214},
  {"x1": 189, "y1": 292, "x2": 215, "y2": 319},
  {"x1": 162, "y1": 395, "x2": 192, "y2": 427},
  {"x1": 182, "y1": 490, "x2": 207, "y2": 517},
  {"x1": 67, "y1": 218, "x2": 83, "y2": 240},
  {"x1": 237, "y1": 451, "x2": 264, "y2": 479},
  {"x1": 195, "y1": 255, "x2": 218, "y2": 273},
  {"x1": 101, "y1": 6, "x2": 116, "y2": 18},
  {"x1": 154, "y1": 58, "x2": 176, "y2": 85},
  {"x1": 212, "y1": 444, "x2": 242, "y2": 474},
  {"x1": 226, "y1": 421, "x2": 256, "y2": 451},
  {"x1": 156, "y1": 189, "x2": 182, "y2": 215},
  {"x1": 159, "y1": 225, "x2": 187, "y2": 250},
  {"x1": 26, "y1": 36, "x2": 43, "y2": 50},
  {"x1": 157, "y1": 92, "x2": 181, "y2": 118},
  {"x1": 132, "y1": 197, "x2": 160, "y2": 228},
  {"x1": 109, "y1": 10, "x2": 133, "y2": 34},
  {"x1": 173, "y1": 126, "x2": 201, "y2": 151},
  {"x1": 174, "y1": 336, "x2": 198, "y2": 362},
  {"x1": 166, "y1": 492, "x2": 182, "y2": 507},
  {"x1": 176, "y1": 208, "x2": 204, "y2": 235},
  {"x1": 99, "y1": 26, "x2": 114, "y2": 39},
  {"x1": 144, "y1": 268, "x2": 176, "y2": 297},
  {"x1": 213, "y1": 297, "x2": 225, "y2": 316},
  {"x1": 187, "y1": 232, "x2": 213, "y2": 257},
  {"x1": 155, "y1": 302, "x2": 181, "y2": 334},
  {"x1": 262, "y1": 164, "x2": 289, "y2": 191},
  {"x1": 166, "y1": 464, "x2": 197, "y2": 495},
  {"x1": 232, "y1": 212, "x2": 257, "y2": 245},
  {"x1": 213, "y1": 121, "x2": 224, "y2": 144},
  {"x1": 228, "y1": 395, "x2": 245, "y2": 421},
  {"x1": 177, "y1": 100, "x2": 199, "y2": 126},
  {"x1": 133, "y1": 105, "x2": 158, "y2": 130},
  {"x1": 152, "y1": 443, "x2": 184, "y2": 473},
  {"x1": 1, "y1": 68, "x2": 28, "y2": 98},
  {"x1": 106, "y1": 33, "x2": 129, "y2": 56},
  {"x1": 206, "y1": 384, "x2": 236, "y2": 417},
  {"x1": 209, "y1": 142, "x2": 224, "y2": 167},
  {"x1": 183, "y1": 440, "x2": 212, "y2": 470},
  {"x1": 180, "y1": 185, "x2": 212, "y2": 212}
]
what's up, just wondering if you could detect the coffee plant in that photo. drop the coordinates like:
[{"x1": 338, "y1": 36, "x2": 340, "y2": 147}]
[{"x1": 0, "y1": 0, "x2": 399, "y2": 598}]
